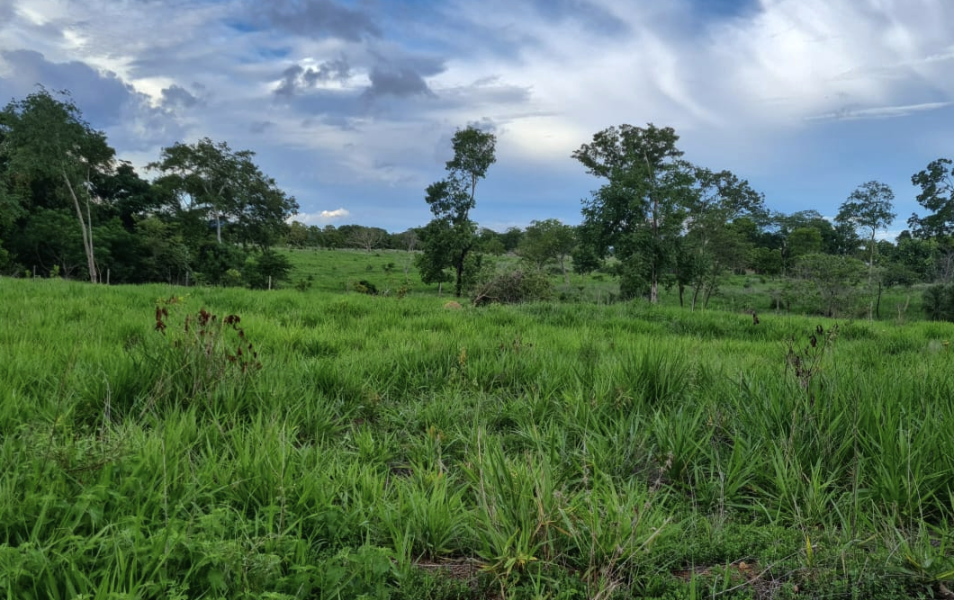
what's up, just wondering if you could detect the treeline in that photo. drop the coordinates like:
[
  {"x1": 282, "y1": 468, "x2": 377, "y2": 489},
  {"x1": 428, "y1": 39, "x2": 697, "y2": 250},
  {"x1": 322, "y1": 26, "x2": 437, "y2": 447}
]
[
  {"x1": 4, "y1": 88, "x2": 954, "y2": 318},
  {"x1": 0, "y1": 89, "x2": 298, "y2": 286}
]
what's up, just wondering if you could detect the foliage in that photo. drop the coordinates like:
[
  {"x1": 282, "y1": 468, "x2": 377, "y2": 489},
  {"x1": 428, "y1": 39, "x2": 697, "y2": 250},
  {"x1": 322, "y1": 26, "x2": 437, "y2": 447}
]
[
  {"x1": 0, "y1": 88, "x2": 115, "y2": 283},
  {"x1": 574, "y1": 123, "x2": 690, "y2": 303},
  {"x1": 909, "y1": 158, "x2": 954, "y2": 238},
  {"x1": 419, "y1": 126, "x2": 496, "y2": 297},
  {"x1": 837, "y1": 181, "x2": 896, "y2": 281},
  {"x1": 244, "y1": 249, "x2": 293, "y2": 289},
  {"x1": 795, "y1": 252, "x2": 866, "y2": 316},
  {"x1": 518, "y1": 218, "x2": 576, "y2": 283},
  {"x1": 471, "y1": 269, "x2": 553, "y2": 306},
  {"x1": 148, "y1": 137, "x2": 298, "y2": 249},
  {"x1": 922, "y1": 284, "x2": 954, "y2": 321}
]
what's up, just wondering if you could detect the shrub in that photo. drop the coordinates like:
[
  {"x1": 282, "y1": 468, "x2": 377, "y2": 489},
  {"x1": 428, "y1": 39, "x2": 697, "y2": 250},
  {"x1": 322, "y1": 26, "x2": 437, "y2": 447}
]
[
  {"x1": 354, "y1": 280, "x2": 378, "y2": 295},
  {"x1": 472, "y1": 270, "x2": 552, "y2": 306},
  {"x1": 221, "y1": 268, "x2": 244, "y2": 287},
  {"x1": 922, "y1": 284, "x2": 954, "y2": 321},
  {"x1": 245, "y1": 249, "x2": 293, "y2": 289}
]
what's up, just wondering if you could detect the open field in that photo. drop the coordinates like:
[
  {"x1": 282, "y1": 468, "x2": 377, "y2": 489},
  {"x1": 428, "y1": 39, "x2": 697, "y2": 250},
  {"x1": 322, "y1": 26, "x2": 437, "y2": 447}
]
[
  {"x1": 2, "y1": 277, "x2": 954, "y2": 599},
  {"x1": 282, "y1": 248, "x2": 926, "y2": 321}
]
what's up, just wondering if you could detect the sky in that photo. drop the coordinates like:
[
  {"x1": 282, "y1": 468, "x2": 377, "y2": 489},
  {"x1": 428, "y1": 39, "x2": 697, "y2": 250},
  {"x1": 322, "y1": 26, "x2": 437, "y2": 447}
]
[{"x1": 1, "y1": 0, "x2": 953, "y2": 238}]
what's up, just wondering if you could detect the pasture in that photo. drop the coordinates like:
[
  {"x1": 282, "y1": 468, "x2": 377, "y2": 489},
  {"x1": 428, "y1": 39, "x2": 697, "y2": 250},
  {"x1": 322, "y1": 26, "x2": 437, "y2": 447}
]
[{"x1": 1, "y1": 269, "x2": 952, "y2": 598}]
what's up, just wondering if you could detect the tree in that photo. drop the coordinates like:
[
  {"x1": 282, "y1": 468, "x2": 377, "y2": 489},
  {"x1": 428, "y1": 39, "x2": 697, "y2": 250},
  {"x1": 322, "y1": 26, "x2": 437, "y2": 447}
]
[
  {"x1": 0, "y1": 89, "x2": 115, "y2": 283},
  {"x1": 349, "y1": 226, "x2": 387, "y2": 252},
  {"x1": 417, "y1": 126, "x2": 496, "y2": 297},
  {"x1": 149, "y1": 138, "x2": 297, "y2": 249},
  {"x1": 836, "y1": 181, "x2": 896, "y2": 283},
  {"x1": 518, "y1": 218, "x2": 577, "y2": 283},
  {"x1": 909, "y1": 158, "x2": 954, "y2": 238},
  {"x1": 573, "y1": 124, "x2": 696, "y2": 303},
  {"x1": 500, "y1": 227, "x2": 523, "y2": 253},
  {"x1": 680, "y1": 167, "x2": 765, "y2": 308},
  {"x1": 795, "y1": 253, "x2": 865, "y2": 317},
  {"x1": 286, "y1": 221, "x2": 311, "y2": 248}
]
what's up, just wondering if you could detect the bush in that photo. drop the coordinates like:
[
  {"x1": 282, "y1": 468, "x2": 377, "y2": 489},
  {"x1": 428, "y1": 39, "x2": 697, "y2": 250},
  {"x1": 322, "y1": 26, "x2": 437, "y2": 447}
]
[
  {"x1": 193, "y1": 242, "x2": 247, "y2": 285},
  {"x1": 922, "y1": 284, "x2": 954, "y2": 321},
  {"x1": 472, "y1": 270, "x2": 552, "y2": 306},
  {"x1": 354, "y1": 280, "x2": 378, "y2": 295},
  {"x1": 245, "y1": 250, "x2": 293, "y2": 289},
  {"x1": 221, "y1": 268, "x2": 243, "y2": 287}
]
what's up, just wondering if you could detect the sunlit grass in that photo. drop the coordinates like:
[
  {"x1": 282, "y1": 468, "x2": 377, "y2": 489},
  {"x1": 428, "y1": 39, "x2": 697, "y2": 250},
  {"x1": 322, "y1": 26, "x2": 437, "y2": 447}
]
[{"x1": 1, "y1": 277, "x2": 953, "y2": 598}]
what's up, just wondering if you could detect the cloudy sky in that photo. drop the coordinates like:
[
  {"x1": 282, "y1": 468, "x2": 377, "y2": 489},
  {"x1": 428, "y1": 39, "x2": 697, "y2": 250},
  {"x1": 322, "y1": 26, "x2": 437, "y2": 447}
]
[{"x1": 1, "y1": 0, "x2": 953, "y2": 236}]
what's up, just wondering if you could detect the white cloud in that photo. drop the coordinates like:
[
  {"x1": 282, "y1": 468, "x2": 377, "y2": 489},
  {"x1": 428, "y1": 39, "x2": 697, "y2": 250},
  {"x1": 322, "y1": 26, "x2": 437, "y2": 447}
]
[{"x1": 293, "y1": 208, "x2": 351, "y2": 225}]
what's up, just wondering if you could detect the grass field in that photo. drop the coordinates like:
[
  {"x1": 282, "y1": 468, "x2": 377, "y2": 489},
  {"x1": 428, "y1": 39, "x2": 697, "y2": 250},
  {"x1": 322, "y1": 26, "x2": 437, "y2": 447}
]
[{"x1": 1, "y1": 255, "x2": 953, "y2": 599}]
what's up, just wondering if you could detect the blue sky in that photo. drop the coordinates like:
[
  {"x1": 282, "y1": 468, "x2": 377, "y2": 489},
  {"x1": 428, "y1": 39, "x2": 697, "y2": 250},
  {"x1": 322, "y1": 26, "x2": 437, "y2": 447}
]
[{"x1": 1, "y1": 0, "x2": 953, "y2": 237}]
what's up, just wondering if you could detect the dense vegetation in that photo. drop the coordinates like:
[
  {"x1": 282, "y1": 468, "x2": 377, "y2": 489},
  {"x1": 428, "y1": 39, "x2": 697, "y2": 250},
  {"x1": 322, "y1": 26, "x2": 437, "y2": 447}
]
[{"x1": 2, "y1": 249, "x2": 954, "y2": 598}]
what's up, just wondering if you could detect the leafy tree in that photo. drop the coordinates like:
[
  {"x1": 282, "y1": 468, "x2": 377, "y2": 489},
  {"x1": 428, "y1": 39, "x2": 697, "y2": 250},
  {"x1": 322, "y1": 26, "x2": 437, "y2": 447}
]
[
  {"x1": 417, "y1": 126, "x2": 496, "y2": 297},
  {"x1": 136, "y1": 217, "x2": 192, "y2": 284},
  {"x1": 0, "y1": 89, "x2": 115, "y2": 282},
  {"x1": 321, "y1": 225, "x2": 344, "y2": 249},
  {"x1": 680, "y1": 167, "x2": 765, "y2": 308},
  {"x1": 499, "y1": 227, "x2": 523, "y2": 253},
  {"x1": 12, "y1": 207, "x2": 86, "y2": 278},
  {"x1": 245, "y1": 249, "x2": 293, "y2": 289},
  {"x1": 571, "y1": 243, "x2": 602, "y2": 280},
  {"x1": 786, "y1": 227, "x2": 824, "y2": 265},
  {"x1": 149, "y1": 138, "x2": 297, "y2": 248},
  {"x1": 286, "y1": 221, "x2": 311, "y2": 248},
  {"x1": 518, "y1": 218, "x2": 577, "y2": 283},
  {"x1": 795, "y1": 253, "x2": 865, "y2": 317},
  {"x1": 474, "y1": 228, "x2": 506, "y2": 256},
  {"x1": 836, "y1": 181, "x2": 896, "y2": 283},
  {"x1": 573, "y1": 123, "x2": 693, "y2": 303},
  {"x1": 909, "y1": 158, "x2": 954, "y2": 238}
]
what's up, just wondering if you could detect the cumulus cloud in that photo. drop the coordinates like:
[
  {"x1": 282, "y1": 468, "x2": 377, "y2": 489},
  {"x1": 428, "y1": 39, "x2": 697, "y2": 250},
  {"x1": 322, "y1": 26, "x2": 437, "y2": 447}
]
[{"x1": 293, "y1": 208, "x2": 351, "y2": 225}]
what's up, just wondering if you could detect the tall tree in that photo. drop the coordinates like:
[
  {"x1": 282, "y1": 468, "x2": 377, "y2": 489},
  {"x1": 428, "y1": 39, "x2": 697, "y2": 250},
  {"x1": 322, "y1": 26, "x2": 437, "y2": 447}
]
[
  {"x1": 836, "y1": 180, "x2": 896, "y2": 283},
  {"x1": 573, "y1": 123, "x2": 692, "y2": 303},
  {"x1": 681, "y1": 167, "x2": 765, "y2": 308},
  {"x1": 0, "y1": 89, "x2": 115, "y2": 282},
  {"x1": 149, "y1": 138, "x2": 296, "y2": 249},
  {"x1": 417, "y1": 126, "x2": 496, "y2": 297},
  {"x1": 909, "y1": 158, "x2": 954, "y2": 238}
]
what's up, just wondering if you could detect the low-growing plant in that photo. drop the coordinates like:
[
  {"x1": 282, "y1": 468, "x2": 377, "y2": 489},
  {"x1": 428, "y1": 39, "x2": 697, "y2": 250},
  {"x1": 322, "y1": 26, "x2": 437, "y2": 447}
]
[
  {"x1": 472, "y1": 269, "x2": 552, "y2": 306},
  {"x1": 143, "y1": 297, "x2": 262, "y2": 410}
]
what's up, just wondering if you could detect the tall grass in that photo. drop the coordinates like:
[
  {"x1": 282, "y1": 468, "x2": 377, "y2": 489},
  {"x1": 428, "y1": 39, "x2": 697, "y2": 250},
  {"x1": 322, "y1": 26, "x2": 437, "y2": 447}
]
[{"x1": 1, "y1": 277, "x2": 953, "y2": 598}]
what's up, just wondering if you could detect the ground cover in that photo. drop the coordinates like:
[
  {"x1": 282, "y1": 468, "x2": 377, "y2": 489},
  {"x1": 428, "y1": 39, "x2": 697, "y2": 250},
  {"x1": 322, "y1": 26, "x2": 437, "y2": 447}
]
[{"x1": 1, "y1": 278, "x2": 953, "y2": 599}]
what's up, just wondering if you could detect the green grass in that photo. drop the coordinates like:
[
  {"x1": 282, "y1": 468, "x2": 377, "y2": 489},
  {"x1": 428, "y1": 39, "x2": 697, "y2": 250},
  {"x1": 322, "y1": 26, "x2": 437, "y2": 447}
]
[{"x1": 2, "y1": 276, "x2": 954, "y2": 599}]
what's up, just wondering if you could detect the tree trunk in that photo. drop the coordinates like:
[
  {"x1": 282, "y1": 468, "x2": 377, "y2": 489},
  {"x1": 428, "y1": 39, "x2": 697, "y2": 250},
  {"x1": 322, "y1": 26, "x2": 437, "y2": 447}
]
[
  {"x1": 875, "y1": 280, "x2": 883, "y2": 318},
  {"x1": 216, "y1": 212, "x2": 223, "y2": 244},
  {"x1": 678, "y1": 283, "x2": 684, "y2": 308},
  {"x1": 650, "y1": 267, "x2": 658, "y2": 304},
  {"x1": 63, "y1": 171, "x2": 98, "y2": 284},
  {"x1": 454, "y1": 252, "x2": 466, "y2": 298}
]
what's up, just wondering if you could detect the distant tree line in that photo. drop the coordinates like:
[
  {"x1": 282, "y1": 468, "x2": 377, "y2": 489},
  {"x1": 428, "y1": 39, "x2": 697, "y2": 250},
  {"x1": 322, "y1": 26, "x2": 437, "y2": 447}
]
[{"x1": 5, "y1": 89, "x2": 954, "y2": 318}]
